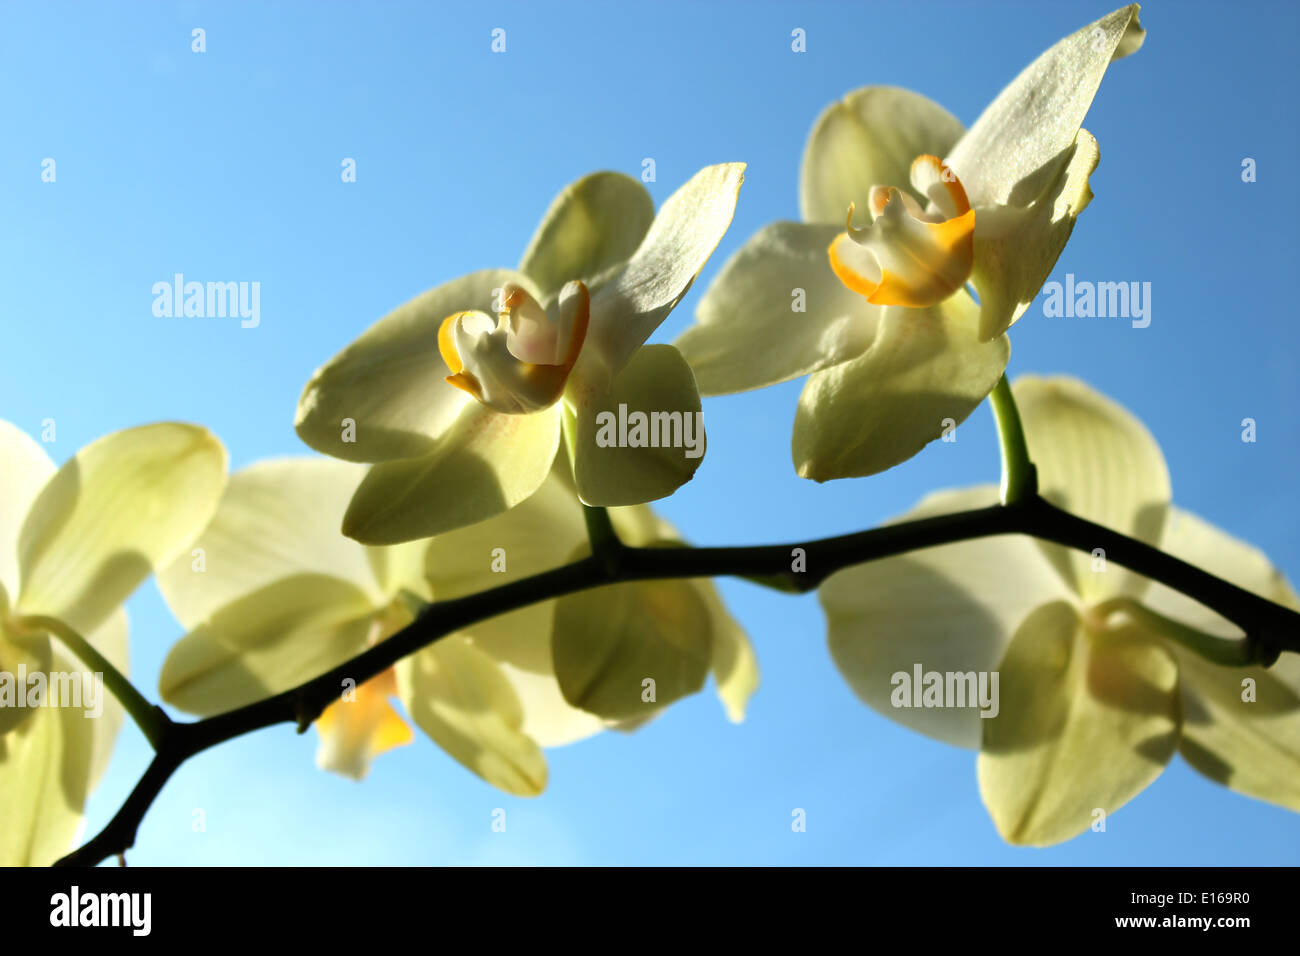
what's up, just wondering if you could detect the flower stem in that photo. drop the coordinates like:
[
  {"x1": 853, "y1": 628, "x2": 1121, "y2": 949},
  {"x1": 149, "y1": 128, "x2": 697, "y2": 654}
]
[
  {"x1": 988, "y1": 374, "x2": 1037, "y2": 504},
  {"x1": 582, "y1": 503, "x2": 623, "y2": 572},
  {"x1": 1093, "y1": 596, "x2": 1262, "y2": 667},
  {"x1": 19, "y1": 614, "x2": 169, "y2": 749},
  {"x1": 560, "y1": 396, "x2": 622, "y2": 571},
  {"x1": 54, "y1": 498, "x2": 1300, "y2": 867}
]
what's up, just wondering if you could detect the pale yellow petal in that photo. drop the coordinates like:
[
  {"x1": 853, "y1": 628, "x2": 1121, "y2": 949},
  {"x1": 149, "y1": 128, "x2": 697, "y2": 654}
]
[
  {"x1": 822, "y1": 485, "x2": 1070, "y2": 747},
  {"x1": 157, "y1": 457, "x2": 383, "y2": 631},
  {"x1": 568, "y1": 344, "x2": 705, "y2": 506},
  {"x1": 694, "y1": 579, "x2": 758, "y2": 723},
  {"x1": 970, "y1": 129, "x2": 1100, "y2": 341},
  {"x1": 158, "y1": 574, "x2": 375, "y2": 715},
  {"x1": 1174, "y1": 648, "x2": 1300, "y2": 813},
  {"x1": 978, "y1": 602, "x2": 1179, "y2": 846},
  {"x1": 0, "y1": 615, "x2": 125, "y2": 866},
  {"x1": 295, "y1": 269, "x2": 522, "y2": 463},
  {"x1": 342, "y1": 402, "x2": 562, "y2": 544},
  {"x1": 676, "y1": 222, "x2": 878, "y2": 395},
  {"x1": 79, "y1": 610, "x2": 128, "y2": 791},
  {"x1": 1144, "y1": 507, "x2": 1299, "y2": 638},
  {"x1": 799, "y1": 86, "x2": 965, "y2": 224},
  {"x1": 0, "y1": 710, "x2": 80, "y2": 865},
  {"x1": 18, "y1": 424, "x2": 227, "y2": 636},
  {"x1": 946, "y1": 4, "x2": 1144, "y2": 208},
  {"x1": 0, "y1": 420, "x2": 56, "y2": 597},
  {"x1": 426, "y1": 469, "x2": 586, "y2": 671},
  {"x1": 1140, "y1": 507, "x2": 1300, "y2": 810},
  {"x1": 396, "y1": 636, "x2": 548, "y2": 796},
  {"x1": 586, "y1": 163, "x2": 745, "y2": 374},
  {"x1": 552, "y1": 579, "x2": 712, "y2": 721},
  {"x1": 518, "y1": 171, "x2": 656, "y2": 304},
  {"x1": 793, "y1": 292, "x2": 1008, "y2": 481},
  {"x1": 1013, "y1": 375, "x2": 1170, "y2": 602},
  {"x1": 497, "y1": 656, "x2": 608, "y2": 747}
]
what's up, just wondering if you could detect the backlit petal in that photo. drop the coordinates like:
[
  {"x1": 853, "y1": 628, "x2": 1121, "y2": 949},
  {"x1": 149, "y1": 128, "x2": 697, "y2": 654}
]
[
  {"x1": 946, "y1": 4, "x2": 1144, "y2": 207},
  {"x1": 978, "y1": 601, "x2": 1179, "y2": 846},
  {"x1": 585, "y1": 163, "x2": 745, "y2": 375},
  {"x1": 296, "y1": 270, "x2": 521, "y2": 462},
  {"x1": 800, "y1": 86, "x2": 965, "y2": 224},
  {"x1": 396, "y1": 636, "x2": 548, "y2": 796},
  {"x1": 157, "y1": 457, "x2": 384, "y2": 631},
  {"x1": 342, "y1": 402, "x2": 562, "y2": 544},
  {"x1": 18, "y1": 424, "x2": 227, "y2": 636},
  {"x1": 518, "y1": 171, "x2": 656, "y2": 304},
  {"x1": 567, "y1": 344, "x2": 705, "y2": 507},
  {"x1": 1013, "y1": 375, "x2": 1170, "y2": 602},
  {"x1": 793, "y1": 291, "x2": 1008, "y2": 481},
  {"x1": 822, "y1": 486, "x2": 1070, "y2": 747}
]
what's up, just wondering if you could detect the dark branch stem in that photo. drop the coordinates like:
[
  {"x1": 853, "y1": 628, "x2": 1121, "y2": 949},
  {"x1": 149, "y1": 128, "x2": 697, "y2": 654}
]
[{"x1": 55, "y1": 494, "x2": 1299, "y2": 867}]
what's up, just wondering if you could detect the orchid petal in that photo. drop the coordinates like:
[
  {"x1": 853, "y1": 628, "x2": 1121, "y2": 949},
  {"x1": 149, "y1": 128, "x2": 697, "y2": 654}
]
[
  {"x1": 978, "y1": 601, "x2": 1178, "y2": 846},
  {"x1": 676, "y1": 222, "x2": 877, "y2": 394},
  {"x1": 800, "y1": 86, "x2": 965, "y2": 224},
  {"x1": 1014, "y1": 375, "x2": 1170, "y2": 602},
  {"x1": 946, "y1": 4, "x2": 1144, "y2": 208},
  {"x1": 793, "y1": 291, "x2": 1008, "y2": 481},
  {"x1": 295, "y1": 270, "x2": 522, "y2": 463},
  {"x1": 342, "y1": 402, "x2": 562, "y2": 544},
  {"x1": 585, "y1": 163, "x2": 745, "y2": 375},
  {"x1": 17, "y1": 424, "x2": 226, "y2": 636},
  {"x1": 823, "y1": 486, "x2": 1070, "y2": 747},
  {"x1": 519, "y1": 171, "x2": 656, "y2": 304},
  {"x1": 568, "y1": 344, "x2": 705, "y2": 506}
]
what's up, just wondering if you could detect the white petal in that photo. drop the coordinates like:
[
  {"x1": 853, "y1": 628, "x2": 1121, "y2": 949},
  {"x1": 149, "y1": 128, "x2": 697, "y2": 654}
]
[
  {"x1": 946, "y1": 4, "x2": 1144, "y2": 207},
  {"x1": 586, "y1": 163, "x2": 745, "y2": 375}
]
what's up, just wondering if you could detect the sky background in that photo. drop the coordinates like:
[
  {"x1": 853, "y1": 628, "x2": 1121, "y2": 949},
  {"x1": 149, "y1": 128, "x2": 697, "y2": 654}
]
[{"x1": 2, "y1": 0, "x2": 1297, "y2": 865}]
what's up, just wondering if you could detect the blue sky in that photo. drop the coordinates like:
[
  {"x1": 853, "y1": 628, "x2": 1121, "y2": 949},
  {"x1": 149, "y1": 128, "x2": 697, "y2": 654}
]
[{"x1": 2, "y1": 0, "x2": 1297, "y2": 864}]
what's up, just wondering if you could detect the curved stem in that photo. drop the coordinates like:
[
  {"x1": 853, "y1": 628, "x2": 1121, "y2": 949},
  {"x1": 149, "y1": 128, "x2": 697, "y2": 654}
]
[
  {"x1": 989, "y1": 374, "x2": 1037, "y2": 504},
  {"x1": 1093, "y1": 596, "x2": 1259, "y2": 667},
  {"x1": 55, "y1": 495, "x2": 1300, "y2": 867},
  {"x1": 19, "y1": 614, "x2": 169, "y2": 750}
]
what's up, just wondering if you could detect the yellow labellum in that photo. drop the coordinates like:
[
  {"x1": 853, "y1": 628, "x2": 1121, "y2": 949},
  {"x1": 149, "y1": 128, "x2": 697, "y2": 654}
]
[{"x1": 828, "y1": 154, "x2": 975, "y2": 308}]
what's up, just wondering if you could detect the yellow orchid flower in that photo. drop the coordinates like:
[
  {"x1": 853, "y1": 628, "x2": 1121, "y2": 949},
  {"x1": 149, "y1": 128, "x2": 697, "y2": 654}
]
[
  {"x1": 678, "y1": 5, "x2": 1144, "y2": 481},
  {"x1": 820, "y1": 376, "x2": 1300, "y2": 846},
  {"x1": 295, "y1": 164, "x2": 745, "y2": 545},
  {"x1": 0, "y1": 420, "x2": 226, "y2": 865},
  {"x1": 156, "y1": 455, "x2": 757, "y2": 794}
]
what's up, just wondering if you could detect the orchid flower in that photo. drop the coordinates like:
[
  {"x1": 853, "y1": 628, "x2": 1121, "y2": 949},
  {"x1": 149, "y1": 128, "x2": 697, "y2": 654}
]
[
  {"x1": 677, "y1": 6, "x2": 1144, "y2": 481},
  {"x1": 295, "y1": 165, "x2": 745, "y2": 544},
  {"x1": 820, "y1": 377, "x2": 1300, "y2": 846},
  {"x1": 157, "y1": 455, "x2": 757, "y2": 794},
  {"x1": 0, "y1": 420, "x2": 226, "y2": 864}
]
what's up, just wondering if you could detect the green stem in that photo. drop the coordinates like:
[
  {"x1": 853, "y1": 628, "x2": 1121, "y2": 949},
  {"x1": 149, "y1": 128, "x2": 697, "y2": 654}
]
[
  {"x1": 988, "y1": 374, "x2": 1037, "y2": 504},
  {"x1": 582, "y1": 504, "x2": 623, "y2": 571},
  {"x1": 18, "y1": 614, "x2": 169, "y2": 749},
  {"x1": 1093, "y1": 597, "x2": 1259, "y2": 667},
  {"x1": 560, "y1": 396, "x2": 622, "y2": 570}
]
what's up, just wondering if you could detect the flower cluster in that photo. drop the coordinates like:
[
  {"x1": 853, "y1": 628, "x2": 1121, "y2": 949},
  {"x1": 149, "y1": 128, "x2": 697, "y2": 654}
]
[{"x1": 4, "y1": 5, "x2": 1298, "y2": 865}]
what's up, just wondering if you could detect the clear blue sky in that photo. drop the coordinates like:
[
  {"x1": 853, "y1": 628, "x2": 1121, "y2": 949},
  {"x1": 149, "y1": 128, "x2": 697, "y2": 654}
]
[{"x1": 2, "y1": 0, "x2": 1297, "y2": 864}]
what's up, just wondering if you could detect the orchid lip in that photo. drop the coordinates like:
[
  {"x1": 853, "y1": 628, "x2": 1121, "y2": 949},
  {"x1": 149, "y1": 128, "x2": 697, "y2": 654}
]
[
  {"x1": 827, "y1": 154, "x2": 975, "y2": 309},
  {"x1": 437, "y1": 281, "x2": 591, "y2": 414}
]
